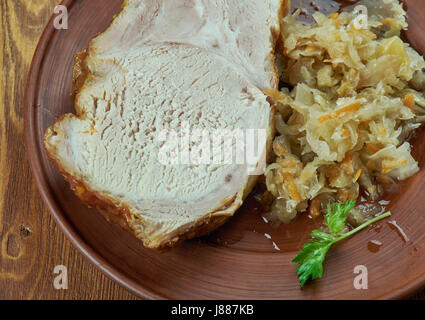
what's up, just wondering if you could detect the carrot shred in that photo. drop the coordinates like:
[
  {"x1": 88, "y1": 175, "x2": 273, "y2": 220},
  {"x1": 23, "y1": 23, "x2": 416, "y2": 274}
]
[
  {"x1": 341, "y1": 128, "x2": 351, "y2": 137},
  {"x1": 404, "y1": 93, "x2": 415, "y2": 110},
  {"x1": 381, "y1": 158, "x2": 408, "y2": 174},
  {"x1": 353, "y1": 168, "x2": 363, "y2": 183},
  {"x1": 318, "y1": 101, "x2": 361, "y2": 123},
  {"x1": 283, "y1": 173, "x2": 302, "y2": 203},
  {"x1": 349, "y1": 24, "x2": 377, "y2": 39},
  {"x1": 366, "y1": 143, "x2": 381, "y2": 154},
  {"x1": 381, "y1": 18, "x2": 396, "y2": 27}
]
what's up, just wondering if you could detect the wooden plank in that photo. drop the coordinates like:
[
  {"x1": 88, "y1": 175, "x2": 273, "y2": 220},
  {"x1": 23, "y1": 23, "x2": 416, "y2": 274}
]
[{"x1": 0, "y1": 0, "x2": 137, "y2": 300}]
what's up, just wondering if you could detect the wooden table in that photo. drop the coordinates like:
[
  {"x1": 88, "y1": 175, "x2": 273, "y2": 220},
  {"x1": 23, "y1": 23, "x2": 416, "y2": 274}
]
[
  {"x1": 0, "y1": 0, "x2": 137, "y2": 300},
  {"x1": 0, "y1": 0, "x2": 423, "y2": 300}
]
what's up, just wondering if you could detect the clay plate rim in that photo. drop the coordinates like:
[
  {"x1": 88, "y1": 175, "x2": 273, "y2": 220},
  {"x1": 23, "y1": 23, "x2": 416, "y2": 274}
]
[{"x1": 24, "y1": 0, "x2": 425, "y2": 300}]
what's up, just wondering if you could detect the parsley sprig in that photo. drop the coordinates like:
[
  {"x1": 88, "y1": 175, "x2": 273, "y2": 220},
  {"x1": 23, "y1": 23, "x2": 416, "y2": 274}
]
[{"x1": 292, "y1": 200, "x2": 391, "y2": 286}]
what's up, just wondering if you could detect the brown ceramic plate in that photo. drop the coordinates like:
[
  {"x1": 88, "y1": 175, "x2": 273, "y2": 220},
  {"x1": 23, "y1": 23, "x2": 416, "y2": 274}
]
[{"x1": 25, "y1": 0, "x2": 425, "y2": 299}]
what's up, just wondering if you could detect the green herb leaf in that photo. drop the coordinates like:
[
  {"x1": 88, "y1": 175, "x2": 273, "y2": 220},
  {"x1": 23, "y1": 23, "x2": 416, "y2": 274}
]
[
  {"x1": 292, "y1": 240, "x2": 333, "y2": 286},
  {"x1": 292, "y1": 201, "x2": 391, "y2": 287},
  {"x1": 324, "y1": 200, "x2": 356, "y2": 234}
]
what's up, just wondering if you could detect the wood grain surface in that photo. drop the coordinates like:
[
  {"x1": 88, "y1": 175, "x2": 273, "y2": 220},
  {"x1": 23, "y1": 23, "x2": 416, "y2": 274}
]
[
  {"x1": 0, "y1": 0, "x2": 423, "y2": 300},
  {"x1": 0, "y1": 0, "x2": 137, "y2": 300}
]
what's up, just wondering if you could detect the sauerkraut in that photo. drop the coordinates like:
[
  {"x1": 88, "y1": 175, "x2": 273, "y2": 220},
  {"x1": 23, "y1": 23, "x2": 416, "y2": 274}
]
[{"x1": 263, "y1": 0, "x2": 425, "y2": 224}]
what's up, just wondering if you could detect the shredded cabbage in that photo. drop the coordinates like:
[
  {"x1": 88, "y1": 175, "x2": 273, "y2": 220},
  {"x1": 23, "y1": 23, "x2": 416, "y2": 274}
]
[{"x1": 264, "y1": 0, "x2": 425, "y2": 224}]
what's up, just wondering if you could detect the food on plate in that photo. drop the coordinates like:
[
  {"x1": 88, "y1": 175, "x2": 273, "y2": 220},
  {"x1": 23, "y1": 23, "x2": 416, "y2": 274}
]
[
  {"x1": 44, "y1": 0, "x2": 286, "y2": 251},
  {"x1": 263, "y1": 0, "x2": 425, "y2": 226},
  {"x1": 43, "y1": 0, "x2": 424, "y2": 291}
]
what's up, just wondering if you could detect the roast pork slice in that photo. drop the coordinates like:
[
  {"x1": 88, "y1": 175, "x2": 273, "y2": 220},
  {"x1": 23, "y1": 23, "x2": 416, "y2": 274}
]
[
  {"x1": 86, "y1": 0, "x2": 285, "y2": 89},
  {"x1": 44, "y1": 0, "x2": 286, "y2": 251}
]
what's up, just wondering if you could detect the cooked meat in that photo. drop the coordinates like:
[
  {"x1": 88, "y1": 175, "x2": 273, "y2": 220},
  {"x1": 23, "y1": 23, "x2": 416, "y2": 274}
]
[{"x1": 44, "y1": 0, "x2": 286, "y2": 251}]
